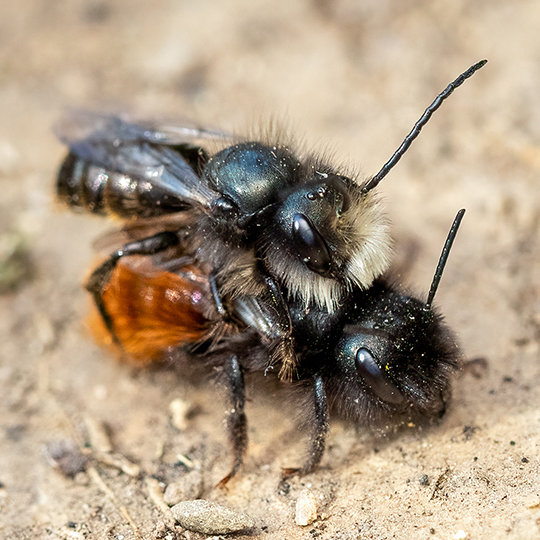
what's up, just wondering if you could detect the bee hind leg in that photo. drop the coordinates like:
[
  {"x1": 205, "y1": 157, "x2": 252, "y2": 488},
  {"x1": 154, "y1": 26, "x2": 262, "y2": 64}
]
[{"x1": 85, "y1": 231, "x2": 180, "y2": 343}]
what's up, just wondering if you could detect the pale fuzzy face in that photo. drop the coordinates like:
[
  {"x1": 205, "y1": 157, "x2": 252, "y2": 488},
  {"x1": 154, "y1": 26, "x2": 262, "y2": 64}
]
[
  {"x1": 263, "y1": 189, "x2": 392, "y2": 312},
  {"x1": 340, "y1": 190, "x2": 393, "y2": 290}
]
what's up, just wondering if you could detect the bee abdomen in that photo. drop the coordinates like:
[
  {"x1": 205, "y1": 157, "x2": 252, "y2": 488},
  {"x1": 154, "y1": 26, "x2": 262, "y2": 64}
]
[
  {"x1": 58, "y1": 152, "x2": 115, "y2": 215},
  {"x1": 57, "y1": 152, "x2": 188, "y2": 218},
  {"x1": 94, "y1": 262, "x2": 214, "y2": 362}
]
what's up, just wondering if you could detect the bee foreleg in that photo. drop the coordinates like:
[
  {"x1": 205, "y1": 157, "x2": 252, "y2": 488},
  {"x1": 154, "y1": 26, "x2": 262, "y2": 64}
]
[
  {"x1": 216, "y1": 355, "x2": 247, "y2": 487},
  {"x1": 231, "y1": 281, "x2": 297, "y2": 380},
  {"x1": 85, "y1": 231, "x2": 180, "y2": 342},
  {"x1": 264, "y1": 277, "x2": 297, "y2": 381}
]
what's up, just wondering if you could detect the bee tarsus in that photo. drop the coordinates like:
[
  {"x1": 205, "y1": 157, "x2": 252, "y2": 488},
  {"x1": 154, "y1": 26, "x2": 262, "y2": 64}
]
[{"x1": 293, "y1": 374, "x2": 330, "y2": 477}]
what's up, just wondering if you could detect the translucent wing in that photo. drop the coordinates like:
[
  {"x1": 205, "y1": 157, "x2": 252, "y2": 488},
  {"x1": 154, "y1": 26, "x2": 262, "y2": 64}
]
[
  {"x1": 55, "y1": 111, "x2": 229, "y2": 208},
  {"x1": 55, "y1": 110, "x2": 231, "y2": 146}
]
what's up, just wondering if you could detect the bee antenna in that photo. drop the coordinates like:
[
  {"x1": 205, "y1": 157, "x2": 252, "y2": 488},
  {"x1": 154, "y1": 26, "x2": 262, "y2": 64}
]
[
  {"x1": 424, "y1": 209, "x2": 465, "y2": 311},
  {"x1": 362, "y1": 60, "x2": 487, "y2": 195}
]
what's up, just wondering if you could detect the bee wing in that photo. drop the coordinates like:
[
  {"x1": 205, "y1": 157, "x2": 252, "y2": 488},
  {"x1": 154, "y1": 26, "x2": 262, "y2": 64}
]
[
  {"x1": 56, "y1": 110, "x2": 232, "y2": 145},
  {"x1": 135, "y1": 118, "x2": 232, "y2": 147},
  {"x1": 55, "y1": 111, "x2": 227, "y2": 208},
  {"x1": 91, "y1": 212, "x2": 197, "y2": 254}
]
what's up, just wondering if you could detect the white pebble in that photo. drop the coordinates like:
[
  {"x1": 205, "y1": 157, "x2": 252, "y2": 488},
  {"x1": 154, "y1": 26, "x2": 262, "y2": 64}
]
[
  {"x1": 169, "y1": 398, "x2": 191, "y2": 430},
  {"x1": 295, "y1": 488, "x2": 318, "y2": 526},
  {"x1": 164, "y1": 470, "x2": 203, "y2": 505}
]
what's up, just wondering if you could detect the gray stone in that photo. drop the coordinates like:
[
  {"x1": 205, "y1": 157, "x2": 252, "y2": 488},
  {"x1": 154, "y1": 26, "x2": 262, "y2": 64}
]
[{"x1": 171, "y1": 499, "x2": 255, "y2": 534}]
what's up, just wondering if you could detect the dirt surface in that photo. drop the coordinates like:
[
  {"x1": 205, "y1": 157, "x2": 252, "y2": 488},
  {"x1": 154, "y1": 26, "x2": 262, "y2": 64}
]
[{"x1": 1, "y1": 1, "x2": 540, "y2": 538}]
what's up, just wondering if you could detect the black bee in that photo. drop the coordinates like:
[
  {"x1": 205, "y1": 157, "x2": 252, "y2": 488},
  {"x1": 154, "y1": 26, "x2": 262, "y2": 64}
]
[
  {"x1": 82, "y1": 208, "x2": 464, "y2": 485},
  {"x1": 55, "y1": 61, "x2": 486, "y2": 380},
  {"x1": 221, "y1": 209, "x2": 464, "y2": 482},
  {"x1": 55, "y1": 61, "x2": 485, "y2": 482}
]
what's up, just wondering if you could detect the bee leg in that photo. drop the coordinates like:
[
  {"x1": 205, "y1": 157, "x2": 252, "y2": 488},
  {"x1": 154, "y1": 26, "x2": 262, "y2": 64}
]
[
  {"x1": 215, "y1": 274, "x2": 297, "y2": 380},
  {"x1": 237, "y1": 274, "x2": 297, "y2": 380},
  {"x1": 209, "y1": 273, "x2": 227, "y2": 317},
  {"x1": 263, "y1": 276, "x2": 297, "y2": 381},
  {"x1": 85, "y1": 231, "x2": 180, "y2": 343},
  {"x1": 217, "y1": 355, "x2": 247, "y2": 487},
  {"x1": 283, "y1": 374, "x2": 329, "y2": 477}
]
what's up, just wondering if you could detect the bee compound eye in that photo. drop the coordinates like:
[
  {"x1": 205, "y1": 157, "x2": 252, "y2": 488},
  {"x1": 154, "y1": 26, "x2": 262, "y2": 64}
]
[
  {"x1": 355, "y1": 347, "x2": 405, "y2": 405},
  {"x1": 292, "y1": 213, "x2": 331, "y2": 276}
]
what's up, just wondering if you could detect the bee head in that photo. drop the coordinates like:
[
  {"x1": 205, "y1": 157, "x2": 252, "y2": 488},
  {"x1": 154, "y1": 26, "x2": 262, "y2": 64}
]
[
  {"x1": 325, "y1": 285, "x2": 460, "y2": 425},
  {"x1": 261, "y1": 172, "x2": 392, "y2": 312}
]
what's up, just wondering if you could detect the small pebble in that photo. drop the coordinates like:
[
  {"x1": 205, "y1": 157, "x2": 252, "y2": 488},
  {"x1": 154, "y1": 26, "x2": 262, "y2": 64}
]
[
  {"x1": 164, "y1": 470, "x2": 203, "y2": 505},
  {"x1": 524, "y1": 495, "x2": 540, "y2": 509},
  {"x1": 171, "y1": 499, "x2": 254, "y2": 534},
  {"x1": 0, "y1": 232, "x2": 33, "y2": 294},
  {"x1": 0, "y1": 140, "x2": 20, "y2": 174},
  {"x1": 85, "y1": 416, "x2": 113, "y2": 453},
  {"x1": 453, "y1": 530, "x2": 469, "y2": 540},
  {"x1": 42, "y1": 439, "x2": 87, "y2": 477},
  {"x1": 169, "y1": 398, "x2": 191, "y2": 431},
  {"x1": 419, "y1": 474, "x2": 429, "y2": 486},
  {"x1": 295, "y1": 488, "x2": 318, "y2": 526}
]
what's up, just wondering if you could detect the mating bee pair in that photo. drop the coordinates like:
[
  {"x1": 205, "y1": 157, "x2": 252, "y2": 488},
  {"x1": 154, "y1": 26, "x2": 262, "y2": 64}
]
[{"x1": 56, "y1": 60, "x2": 486, "y2": 483}]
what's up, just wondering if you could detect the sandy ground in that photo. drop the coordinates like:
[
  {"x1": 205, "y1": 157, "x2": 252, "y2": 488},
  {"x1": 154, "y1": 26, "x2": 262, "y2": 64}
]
[{"x1": 1, "y1": 0, "x2": 540, "y2": 538}]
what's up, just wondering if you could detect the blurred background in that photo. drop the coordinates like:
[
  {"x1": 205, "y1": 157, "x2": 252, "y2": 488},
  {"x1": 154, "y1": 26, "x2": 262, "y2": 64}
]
[{"x1": 1, "y1": 1, "x2": 539, "y2": 538}]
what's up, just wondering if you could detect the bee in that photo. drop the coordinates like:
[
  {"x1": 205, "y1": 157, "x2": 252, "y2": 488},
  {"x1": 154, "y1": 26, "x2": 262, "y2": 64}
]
[
  {"x1": 225, "y1": 209, "x2": 464, "y2": 482},
  {"x1": 84, "y1": 209, "x2": 465, "y2": 484},
  {"x1": 56, "y1": 60, "x2": 486, "y2": 380}
]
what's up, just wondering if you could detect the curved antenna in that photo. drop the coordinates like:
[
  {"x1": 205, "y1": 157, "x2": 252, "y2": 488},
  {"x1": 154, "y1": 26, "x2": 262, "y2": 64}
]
[
  {"x1": 362, "y1": 60, "x2": 487, "y2": 195},
  {"x1": 425, "y1": 209, "x2": 465, "y2": 311}
]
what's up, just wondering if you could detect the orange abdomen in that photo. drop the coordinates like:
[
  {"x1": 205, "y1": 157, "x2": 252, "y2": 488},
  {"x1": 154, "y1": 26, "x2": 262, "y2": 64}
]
[{"x1": 91, "y1": 261, "x2": 214, "y2": 363}]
